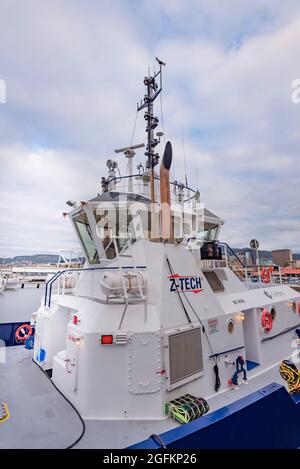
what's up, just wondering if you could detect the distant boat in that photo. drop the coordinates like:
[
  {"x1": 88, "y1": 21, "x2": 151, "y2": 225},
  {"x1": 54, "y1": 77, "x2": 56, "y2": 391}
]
[{"x1": 4, "y1": 276, "x2": 20, "y2": 290}]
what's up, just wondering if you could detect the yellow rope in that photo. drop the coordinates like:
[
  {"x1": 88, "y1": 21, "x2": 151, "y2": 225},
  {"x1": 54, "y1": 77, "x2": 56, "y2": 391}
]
[
  {"x1": 0, "y1": 403, "x2": 10, "y2": 423},
  {"x1": 279, "y1": 361, "x2": 300, "y2": 394}
]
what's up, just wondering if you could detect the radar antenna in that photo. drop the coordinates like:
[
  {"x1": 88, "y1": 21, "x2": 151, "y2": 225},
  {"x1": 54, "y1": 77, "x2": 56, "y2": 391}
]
[{"x1": 115, "y1": 143, "x2": 145, "y2": 192}]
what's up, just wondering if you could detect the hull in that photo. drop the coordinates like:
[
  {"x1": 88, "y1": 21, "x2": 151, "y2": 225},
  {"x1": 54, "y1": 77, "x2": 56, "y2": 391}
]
[{"x1": 130, "y1": 382, "x2": 300, "y2": 449}]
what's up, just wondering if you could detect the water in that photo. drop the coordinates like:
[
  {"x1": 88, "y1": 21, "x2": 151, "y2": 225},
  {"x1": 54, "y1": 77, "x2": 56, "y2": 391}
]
[{"x1": 0, "y1": 285, "x2": 44, "y2": 323}]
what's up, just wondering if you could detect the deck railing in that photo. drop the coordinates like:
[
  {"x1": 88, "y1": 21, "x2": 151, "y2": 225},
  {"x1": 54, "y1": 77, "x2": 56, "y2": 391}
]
[
  {"x1": 44, "y1": 265, "x2": 146, "y2": 308},
  {"x1": 106, "y1": 174, "x2": 200, "y2": 207},
  {"x1": 199, "y1": 242, "x2": 287, "y2": 289}
]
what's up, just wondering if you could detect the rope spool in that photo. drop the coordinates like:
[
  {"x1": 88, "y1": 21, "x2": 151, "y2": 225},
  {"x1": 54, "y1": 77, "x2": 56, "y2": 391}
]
[{"x1": 279, "y1": 360, "x2": 300, "y2": 394}]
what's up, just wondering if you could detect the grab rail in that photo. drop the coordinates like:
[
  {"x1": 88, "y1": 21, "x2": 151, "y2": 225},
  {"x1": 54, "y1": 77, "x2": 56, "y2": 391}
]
[
  {"x1": 107, "y1": 174, "x2": 197, "y2": 194},
  {"x1": 44, "y1": 265, "x2": 146, "y2": 308},
  {"x1": 219, "y1": 242, "x2": 246, "y2": 268}
]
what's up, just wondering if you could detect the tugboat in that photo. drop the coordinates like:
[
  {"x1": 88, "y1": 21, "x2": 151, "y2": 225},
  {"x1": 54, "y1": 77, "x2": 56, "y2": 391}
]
[{"x1": 2, "y1": 59, "x2": 300, "y2": 449}]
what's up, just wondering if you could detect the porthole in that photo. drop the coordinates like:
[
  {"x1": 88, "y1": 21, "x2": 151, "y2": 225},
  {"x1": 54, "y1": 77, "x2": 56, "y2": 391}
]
[
  {"x1": 270, "y1": 307, "x2": 276, "y2": 321},
  {"x1": 227, "y1": 319, "x2": 235, "y2": 333}
]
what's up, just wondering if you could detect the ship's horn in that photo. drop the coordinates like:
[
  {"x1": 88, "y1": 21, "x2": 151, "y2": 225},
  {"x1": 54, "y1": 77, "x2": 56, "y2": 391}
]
[{"x1": 160, "y1": 141, "x2": 173, "y2": 241}]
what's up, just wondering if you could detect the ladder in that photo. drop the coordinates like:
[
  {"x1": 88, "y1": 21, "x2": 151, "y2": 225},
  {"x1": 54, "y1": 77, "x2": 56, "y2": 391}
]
[
  {"x1": 118, "y1": 238, "x2": 146, "y2": 302},
  {"x1": 221, "y1": 243, "x2": 247, "y2": 282}
]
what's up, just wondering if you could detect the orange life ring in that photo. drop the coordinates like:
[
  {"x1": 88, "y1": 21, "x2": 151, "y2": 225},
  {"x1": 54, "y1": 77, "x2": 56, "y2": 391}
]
[
  {"x1": 261, "y1": 309, "x2": 273, "y2": 331},
  {"x1": 15, "y1": 324, "x2": 33, "y2": 342},
  {"x1": 261, "y1": 266, "x2": 274, "y2": 284}
]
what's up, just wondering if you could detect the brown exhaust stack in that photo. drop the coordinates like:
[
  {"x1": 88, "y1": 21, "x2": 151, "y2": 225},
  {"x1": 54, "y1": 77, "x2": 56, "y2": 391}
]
[{"x1": 160, "y1": 141, "x2": 173, "y2": 242}]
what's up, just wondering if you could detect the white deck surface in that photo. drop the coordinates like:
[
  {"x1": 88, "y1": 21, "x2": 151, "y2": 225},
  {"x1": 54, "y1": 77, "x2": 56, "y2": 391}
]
[{"x1": 0, "y1": 346, "x2": 287, "y2": 449}]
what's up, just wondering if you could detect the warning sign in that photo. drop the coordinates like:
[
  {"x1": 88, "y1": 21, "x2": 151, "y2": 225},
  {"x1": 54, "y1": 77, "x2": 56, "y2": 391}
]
[{"x1": 207, "y1": 318, "x2": 219, "y2": 335}]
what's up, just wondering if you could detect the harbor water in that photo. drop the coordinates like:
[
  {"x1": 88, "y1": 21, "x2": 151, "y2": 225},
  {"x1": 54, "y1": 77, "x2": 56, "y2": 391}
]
[{"x1": 0, "y1": 286, "x2": 44, "y2": 324}]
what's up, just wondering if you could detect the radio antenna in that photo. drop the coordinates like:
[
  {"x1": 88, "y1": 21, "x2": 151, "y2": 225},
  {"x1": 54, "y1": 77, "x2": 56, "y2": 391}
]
[
  {"x1": 181, "y1": 128, "x2": 188, "y2": 189},
  {"x1": 137, "y1": 57, "x2": 166, "y2": 203}
]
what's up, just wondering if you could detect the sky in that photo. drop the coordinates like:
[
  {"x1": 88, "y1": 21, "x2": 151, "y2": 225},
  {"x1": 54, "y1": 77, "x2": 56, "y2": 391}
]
[{"x1": 0, "y1": 0, "x2": 300, "y2": 256}]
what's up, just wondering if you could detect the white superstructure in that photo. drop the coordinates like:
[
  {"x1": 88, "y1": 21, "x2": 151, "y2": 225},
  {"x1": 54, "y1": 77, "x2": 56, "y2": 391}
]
[{"x1": 31, "y1": 60, "x2": 300, "y2": 423}]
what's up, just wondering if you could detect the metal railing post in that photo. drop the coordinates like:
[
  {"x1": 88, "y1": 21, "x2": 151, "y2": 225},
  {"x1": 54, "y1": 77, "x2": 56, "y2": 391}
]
[
  {"x1": 91, "y1": 269, "x2": 94, "y2": 301},
  {"x1": 258, "y1": 265, "x2": 262, "y2": 287},
  {"x1": 224, "y1": 244, "x2": 228, "y2": 268},
  {"x1": 44, "y1": 271, "x2": 62, "y2": 307},
  {"x1": 279, "y1": 266, "x2": 282, "y2": 285}
]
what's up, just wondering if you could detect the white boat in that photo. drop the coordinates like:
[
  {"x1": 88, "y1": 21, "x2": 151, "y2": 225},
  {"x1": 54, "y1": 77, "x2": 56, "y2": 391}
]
[
  {"x1": 5, "y1": 276, "x2": 20, "y2": 290},
  {"x1": 1, "y1": 59, "x2": 300, "y2": 449},
  {"x1": 0, "y1": 275, "x2": 6, "y2": 293},
  {"x1": 1, "y1": 250, "x2": 83, "y2": 286},
  {"x1": 0, "y1": 274, "x2": 20, "y2": 290},
  {"x1": 0, "y1": 258, "x2": 19, "y2": 291}
]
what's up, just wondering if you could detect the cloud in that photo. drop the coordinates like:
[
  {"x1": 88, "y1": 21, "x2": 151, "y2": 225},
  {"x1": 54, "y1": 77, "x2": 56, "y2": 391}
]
[
  {"x1": 0, "y1": 144, "x2": 99, "y2": 255},
  {"x1": 0, "y1": 79, "x2": 6, "y2": 103},
  {"x1": 0, "y1": 0, "x2": 300, "y2": 255}
]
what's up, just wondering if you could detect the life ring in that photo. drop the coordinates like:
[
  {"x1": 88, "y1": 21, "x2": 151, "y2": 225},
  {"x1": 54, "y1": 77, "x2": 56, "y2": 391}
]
[
  {"x1": 298, "y1": 302, "x2": 300, "y2": 315},
  {"x1": 261, "y1": 266, "x2": 273, "y2": 284},
  {"x1": 261, "y1": 309, "x2": 273, "y2": 331},
  {"x1": 15, "y1": 324, "x2": 33, "y2": 342}
]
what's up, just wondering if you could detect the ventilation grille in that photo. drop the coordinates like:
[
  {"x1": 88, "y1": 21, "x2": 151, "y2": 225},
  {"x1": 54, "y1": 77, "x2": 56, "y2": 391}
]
[
  {"x1": 115, "y1": 332, "x2": 128, "y2": 345},
  {"x1": 168, "y1": 328, "x2": 203, "y2": 386}
]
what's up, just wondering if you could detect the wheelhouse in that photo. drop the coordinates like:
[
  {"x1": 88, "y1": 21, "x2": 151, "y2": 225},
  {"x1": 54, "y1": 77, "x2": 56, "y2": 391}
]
[{"x1": 70, "y1": 189, "x2": 223, "y2": 266}]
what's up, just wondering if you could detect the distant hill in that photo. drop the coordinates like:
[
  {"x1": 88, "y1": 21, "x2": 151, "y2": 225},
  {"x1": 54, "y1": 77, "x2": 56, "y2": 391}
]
[
  {"x1": 1, "y1": 249, "x2": 299, "y2": 265},
  {"x1": 0, "y1": 254, "x2": 60, "y2": 264},
  {"x1": 234, "y1": 248, "x2": 300, "y2": 260}
]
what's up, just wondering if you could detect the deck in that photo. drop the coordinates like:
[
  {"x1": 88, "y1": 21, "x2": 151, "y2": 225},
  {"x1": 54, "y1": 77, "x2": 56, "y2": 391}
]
[{"x1": 0, "y1": 346, "x2": 293, "y2": 449}]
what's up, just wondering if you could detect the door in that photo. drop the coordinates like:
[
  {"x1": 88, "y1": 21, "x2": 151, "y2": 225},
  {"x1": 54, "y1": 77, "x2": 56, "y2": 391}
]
[{"x1": 242, "y1": 307, "x2": 261, "y2": 367}]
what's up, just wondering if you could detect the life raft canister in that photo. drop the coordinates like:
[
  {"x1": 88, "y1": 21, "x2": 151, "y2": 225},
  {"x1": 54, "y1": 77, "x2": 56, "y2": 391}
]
[
  {"x1": 261, "y1": 308, "x2": 273, "y2": 331},
  {"x1": 15, "y1": 324, "x2": 33, "y2": 342}
]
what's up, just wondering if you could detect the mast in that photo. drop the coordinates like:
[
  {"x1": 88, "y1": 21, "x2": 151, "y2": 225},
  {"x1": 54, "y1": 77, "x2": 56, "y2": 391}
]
[{"x1": 137, "y1": 57, "x2": 165, "y2": 203}]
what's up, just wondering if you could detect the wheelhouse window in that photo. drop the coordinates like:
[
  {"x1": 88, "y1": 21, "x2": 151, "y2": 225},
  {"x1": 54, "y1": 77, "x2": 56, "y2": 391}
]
[
  {"x1": 73, "y1": 211, "x2": 100, "y2": 264},
  {"x1": 197, "y1": 223, "x2": 218, "y2": 242},
  {"x1": 182, "y1": 213, "x2": 197, "y2": 240},
  {"x1": 94, "y1": 206, "x2": 136, "y2": 259}
]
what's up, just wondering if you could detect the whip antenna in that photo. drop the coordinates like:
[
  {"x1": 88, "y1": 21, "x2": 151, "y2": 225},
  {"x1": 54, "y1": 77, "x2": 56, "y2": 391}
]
[{"x1": 181, "y1": 128, "x2": 188, "y2": 188}]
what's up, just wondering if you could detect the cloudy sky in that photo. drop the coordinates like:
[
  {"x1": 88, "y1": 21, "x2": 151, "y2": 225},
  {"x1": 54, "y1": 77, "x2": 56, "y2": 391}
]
[{"x1": 0, "y1": 0, "x2": 300, "y2": 256}]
